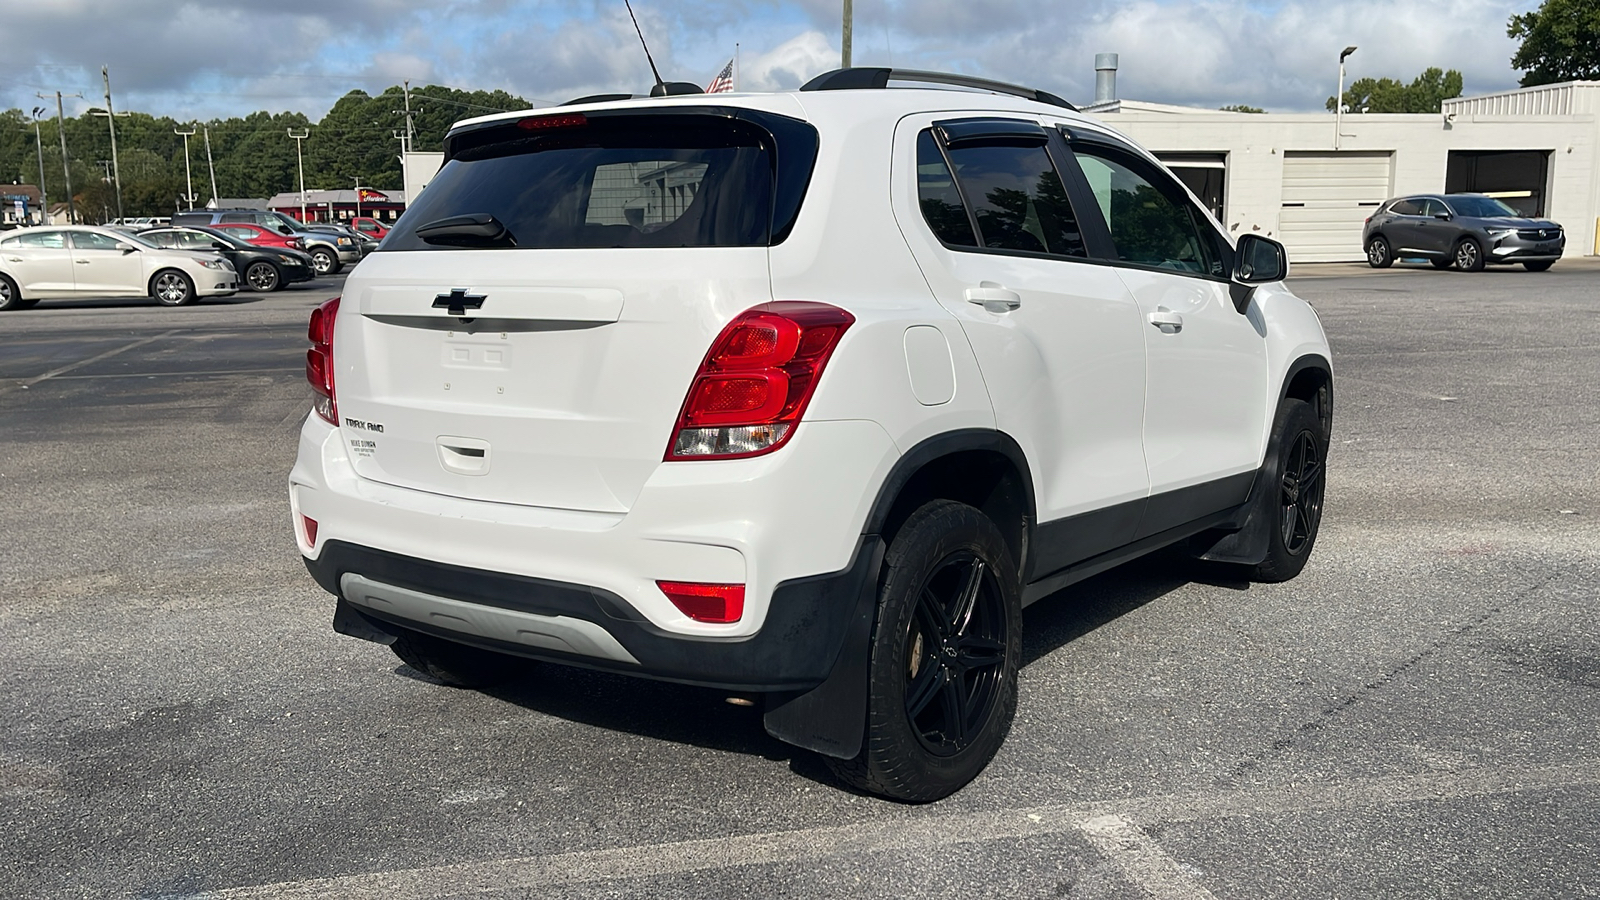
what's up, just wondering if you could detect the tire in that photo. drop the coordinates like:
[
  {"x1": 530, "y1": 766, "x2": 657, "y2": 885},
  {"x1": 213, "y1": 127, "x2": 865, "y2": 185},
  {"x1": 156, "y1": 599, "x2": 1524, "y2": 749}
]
[
  {"x1": 150, "y1": 269, "x2": 196, "y2": 306},
  {"x1": 826, "y1": 500, "x2": 1021, "y2": 803},
  {"x1": 1364, "y1": 236, "x2": 1392, "y2": 268},
  {"x1": 1452, "y1": 237, "x2": 1485, "y2": 272},
  {"x1": 0, "y1": 274, "x2": 22, "y2": 311},
  {"x1": 390, "y1": 628, "x2": 523, "y2": 689},
  {"x1": 1523, "y1": 260, "x2": 1554, "y2": 272},
  {"x1": 1429, "y1": 258, "x2": 1454, "y2": 270},
  {"x1": 245, "y1": 261, "x2": 281, "y2": 292},
  {"x1": 310, "y1": 248, "x2": 339, "y2": 276},
  {"x1": 1250, "y1": 398, "x2": 1328, "y2": 583}
]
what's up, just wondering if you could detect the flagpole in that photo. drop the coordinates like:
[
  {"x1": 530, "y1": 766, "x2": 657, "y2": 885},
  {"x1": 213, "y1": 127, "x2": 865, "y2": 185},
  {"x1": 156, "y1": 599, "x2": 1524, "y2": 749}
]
[{"x1": 735, "y1": 43, "x2": 740, "y2": 91}]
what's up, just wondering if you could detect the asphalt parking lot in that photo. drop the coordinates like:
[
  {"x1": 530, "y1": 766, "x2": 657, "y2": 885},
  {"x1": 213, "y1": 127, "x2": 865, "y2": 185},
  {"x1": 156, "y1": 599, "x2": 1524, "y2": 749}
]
[{"x1": 1, "y1": 260, "x2": 1597, "y2": 900}]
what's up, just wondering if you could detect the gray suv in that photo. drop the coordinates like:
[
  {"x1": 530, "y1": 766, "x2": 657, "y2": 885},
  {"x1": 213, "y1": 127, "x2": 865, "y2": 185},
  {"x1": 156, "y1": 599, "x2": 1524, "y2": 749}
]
[
  {"x1": 171, "y1": 209, "x2": 361, "y2": 275},
  {"x1": 1363, "y1": 193, "x2": 1565, "y2": 272}
]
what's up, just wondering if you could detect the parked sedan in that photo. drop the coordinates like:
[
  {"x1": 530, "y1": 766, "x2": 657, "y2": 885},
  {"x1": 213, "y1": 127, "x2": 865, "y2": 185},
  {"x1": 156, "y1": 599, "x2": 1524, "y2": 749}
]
[
  {"x1": 0, "y1": 225, "x2": 236, "y2": 310},
  {"x1": 206, "y1": 222, "x2": 307, "y2": 253},
  {"x1": 1364, "y1": 193, "x2": 1565, "y2": 271},
  {"x1": 140, "y1": 225, "x2": 316, "y2": 293}
]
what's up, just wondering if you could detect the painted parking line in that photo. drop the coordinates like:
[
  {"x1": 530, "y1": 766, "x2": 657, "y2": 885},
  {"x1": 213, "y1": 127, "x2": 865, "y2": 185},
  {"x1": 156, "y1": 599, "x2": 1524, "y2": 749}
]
[
  {"x1": 0, "y1": 328, "x2": 184, "y2": 395},
  {"x1": 179, "y1": 760, "x2": 1600, "y2": 900}
]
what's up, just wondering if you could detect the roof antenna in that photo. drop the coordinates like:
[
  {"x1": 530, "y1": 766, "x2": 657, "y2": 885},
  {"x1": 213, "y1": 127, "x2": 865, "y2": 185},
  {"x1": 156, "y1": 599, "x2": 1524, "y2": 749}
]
[{"x1": 623, "y1": 0, "x2": 666, "y2": 95}]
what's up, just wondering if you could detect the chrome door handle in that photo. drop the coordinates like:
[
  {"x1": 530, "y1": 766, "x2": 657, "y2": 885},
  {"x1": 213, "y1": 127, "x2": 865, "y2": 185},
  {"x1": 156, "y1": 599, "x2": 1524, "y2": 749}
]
[
  {"x1": 75, "y1": 259, "x2": 91, "y2": 265},
  {"x1": 965, "y1": 285, "x2": 1022, "y2": 313},
  {"x1": 1147, "y1": 309, "x2": 1183, "y2": 333},
  {"x1": 5, "y1": 256, "x2": 22, "y2": 262}
]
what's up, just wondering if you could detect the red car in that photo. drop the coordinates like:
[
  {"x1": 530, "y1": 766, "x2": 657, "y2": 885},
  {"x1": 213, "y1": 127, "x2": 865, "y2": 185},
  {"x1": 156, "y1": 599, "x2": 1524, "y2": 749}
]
[
  {"x1": 211, "y1": 223, "x2": 307, "y2": 253},
  {"x1": 351, "y1": 217, "x2": 390, "y2": 239}
]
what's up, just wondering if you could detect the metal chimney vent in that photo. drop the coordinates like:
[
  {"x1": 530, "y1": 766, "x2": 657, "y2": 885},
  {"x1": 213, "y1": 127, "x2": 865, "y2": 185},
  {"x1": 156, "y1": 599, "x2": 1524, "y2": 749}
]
[{"x1": 1094, "y1": 52, "x2": 1119, "y2": 103}]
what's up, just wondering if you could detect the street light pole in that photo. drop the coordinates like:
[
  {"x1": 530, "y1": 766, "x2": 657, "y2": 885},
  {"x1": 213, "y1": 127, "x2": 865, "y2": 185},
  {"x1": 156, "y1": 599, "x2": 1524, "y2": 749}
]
[
  {"x1": 30, "y1": 107, "x2": 49, "y2": 224},
  {"x1": 202, "y1": 125, "x2": 218, "y2": 205},
  {"x1": 287, "y1": 127, "x2": 310, "y2": 222},
  {"x1": 353, "y1": 177, "x2": 364, "y2": 220},
  {"x1": 174, "y1": 126, "x2": 197, "y2": 210},
  {"x1": 1336, "y1": 45, "x2": 1357, "y2": 151},
  {"x1": 101, "y1": 66, "x2": 125, "y2": 223},
  {"x1": 39, "y1": 91, "x2": 81, "y2": 224},
  {"x1": 841, "y1": 0, "x2": 853, "y2": 68}
]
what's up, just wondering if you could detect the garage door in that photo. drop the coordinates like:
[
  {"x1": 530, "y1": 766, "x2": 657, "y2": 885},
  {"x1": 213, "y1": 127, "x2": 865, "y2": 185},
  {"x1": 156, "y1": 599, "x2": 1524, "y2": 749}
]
[{"x1": 1279, "y1": 152, "x2": 1392, "y2": 263}]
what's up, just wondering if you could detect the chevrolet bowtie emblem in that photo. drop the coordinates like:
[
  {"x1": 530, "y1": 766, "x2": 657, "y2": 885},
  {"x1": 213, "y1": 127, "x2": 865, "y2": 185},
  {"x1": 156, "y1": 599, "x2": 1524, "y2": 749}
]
[{"x1": 433, "y1": 288, "x2": 486, "y2": 317}]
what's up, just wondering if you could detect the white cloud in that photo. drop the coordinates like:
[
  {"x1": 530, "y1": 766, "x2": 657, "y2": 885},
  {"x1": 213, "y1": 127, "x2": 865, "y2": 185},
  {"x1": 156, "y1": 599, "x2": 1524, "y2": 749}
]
[{"x1": 741, "y1": 31, "x2": 840, "y2": 91}]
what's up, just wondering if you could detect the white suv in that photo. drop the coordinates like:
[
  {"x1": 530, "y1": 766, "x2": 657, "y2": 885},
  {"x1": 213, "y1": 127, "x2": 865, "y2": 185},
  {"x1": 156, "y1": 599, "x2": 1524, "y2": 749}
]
[{"x1": 289, "y1": 69, "x2": 1332, "y2": 802}]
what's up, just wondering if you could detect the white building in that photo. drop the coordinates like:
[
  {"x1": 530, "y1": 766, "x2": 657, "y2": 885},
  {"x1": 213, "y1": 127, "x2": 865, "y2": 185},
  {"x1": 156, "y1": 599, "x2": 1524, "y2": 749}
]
[{"x1": 1084, "y1": 81, "x2": 1600, "y2": 263}]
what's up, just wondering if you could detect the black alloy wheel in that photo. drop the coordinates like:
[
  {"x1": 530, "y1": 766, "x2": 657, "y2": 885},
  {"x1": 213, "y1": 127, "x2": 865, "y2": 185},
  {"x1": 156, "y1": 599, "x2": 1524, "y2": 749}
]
[
  {"x1": 827, "y1": 499, "x2": 1021, "y2": 803},
  {"x1": 1365, "y1": 236, "x2": 1392, "y2": 268},
  {"x1": 903, "y1": 552, "x2": 1008, "y2": 757},
  {"x1": 1278, "y1": 430, "x2": 1324, "y2": 556},
  {"x1": 245, "y1": 261, "x2": 281, "y2": 292},
  {"x1": 1251, "y1": 397, "x2": 1328, "y2": 583}
]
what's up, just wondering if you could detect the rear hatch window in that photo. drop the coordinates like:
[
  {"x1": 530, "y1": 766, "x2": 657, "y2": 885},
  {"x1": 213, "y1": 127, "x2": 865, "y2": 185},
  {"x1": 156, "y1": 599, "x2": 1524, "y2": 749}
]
[{"x1": 383, "y1": 111, "x2": 817, "y2": 252}]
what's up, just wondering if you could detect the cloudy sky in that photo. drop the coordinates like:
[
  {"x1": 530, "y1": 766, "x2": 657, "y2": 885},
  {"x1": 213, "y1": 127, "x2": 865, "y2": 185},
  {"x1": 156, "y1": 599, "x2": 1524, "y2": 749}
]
[{"x1": 0, "y1": 0, "x2": 1540, "y2": 122}]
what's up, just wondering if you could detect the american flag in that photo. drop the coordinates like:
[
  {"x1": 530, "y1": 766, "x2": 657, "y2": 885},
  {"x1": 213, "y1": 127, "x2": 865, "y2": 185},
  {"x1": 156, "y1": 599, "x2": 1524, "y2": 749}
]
[{"x1": 707, "y1": 58, "x2": 735, "y2": 93}]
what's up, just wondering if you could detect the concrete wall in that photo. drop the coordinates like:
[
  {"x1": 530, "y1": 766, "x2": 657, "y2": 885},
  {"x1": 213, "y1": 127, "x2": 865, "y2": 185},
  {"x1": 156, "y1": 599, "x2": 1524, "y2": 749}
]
[{"x1": 1088, "y1": 110, "x2": 1599, "y2": 258}]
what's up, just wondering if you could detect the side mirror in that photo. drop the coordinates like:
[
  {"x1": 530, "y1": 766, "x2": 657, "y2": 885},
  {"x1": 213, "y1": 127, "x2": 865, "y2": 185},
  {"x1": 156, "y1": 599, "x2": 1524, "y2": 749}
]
[
  {"x1": 1433, "y1": 211, "x2": 1451, "y2": 220},
  {"x1": 278, "y1": 227, "x2": 293, "y2": 235},
  {"x1": 1233, "y1": 234, "x2": 1287, "y2": 284},
  {"x1": 212, "y1": 241, "x2": 231, "y2": 251},
  {"x1": 115, "y1": 242, "x2": 137, "y2": 253}
]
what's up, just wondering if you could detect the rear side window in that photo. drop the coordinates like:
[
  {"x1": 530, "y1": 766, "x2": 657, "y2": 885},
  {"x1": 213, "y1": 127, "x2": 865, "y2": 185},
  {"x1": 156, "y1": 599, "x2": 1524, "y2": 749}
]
[
  {"x1": 384, "y1": 114, "x2": 810, "y2": 251},
  {"x1": 943, "y1": 141, "x2": 1086, "y2": 257},
  {"x1": 915, "y1": 131, "x2": 978, "y2": 247},
  {"x1": 1389, "y1": 198, "x2": 1420, "y2": 215}
]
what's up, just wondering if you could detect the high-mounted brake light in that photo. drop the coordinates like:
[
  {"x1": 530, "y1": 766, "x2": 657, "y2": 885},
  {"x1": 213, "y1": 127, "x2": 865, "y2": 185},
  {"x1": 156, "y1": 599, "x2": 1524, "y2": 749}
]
[
  {"x1": 665, "y1": 302, "x2": 855, "y2": 460},
  {"x1": 657, "y1": 581, "x2": 745, "y2": 623},
  {"x1": 517, "y1": 113, "x2": 588, "y2": 131},
  {"x1": 306, "y1": 296, "x2": 340, "y2": 424}
]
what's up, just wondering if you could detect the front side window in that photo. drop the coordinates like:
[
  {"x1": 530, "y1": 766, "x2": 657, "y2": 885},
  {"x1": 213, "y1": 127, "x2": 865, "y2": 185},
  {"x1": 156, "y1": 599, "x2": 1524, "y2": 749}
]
[
  {"x1": 1072, "y1": 145, "x2": 1222, "y2": 276},
  {"x1": 943, "y1": 140, "x2": 1085, "y2": 257},
  {"x1": 142, "y1": 230, "x2": 180, "y2": 249}
]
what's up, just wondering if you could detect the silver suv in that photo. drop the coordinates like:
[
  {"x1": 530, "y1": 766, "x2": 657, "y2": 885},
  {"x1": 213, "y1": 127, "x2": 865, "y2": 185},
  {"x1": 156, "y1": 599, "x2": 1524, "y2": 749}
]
[{"x1": 1363, "y1": 193, "x2": 1565, "y2": 271}]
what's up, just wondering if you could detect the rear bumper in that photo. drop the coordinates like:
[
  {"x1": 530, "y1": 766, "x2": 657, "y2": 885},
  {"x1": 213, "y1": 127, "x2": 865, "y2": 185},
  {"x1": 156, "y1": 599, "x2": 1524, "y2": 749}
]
[
  {"x1": 312, "y1": 535, "x2": 880, "y2": 691},
  {"x1": 289, "y1": 413, "x2": 897, "y2": 683}
]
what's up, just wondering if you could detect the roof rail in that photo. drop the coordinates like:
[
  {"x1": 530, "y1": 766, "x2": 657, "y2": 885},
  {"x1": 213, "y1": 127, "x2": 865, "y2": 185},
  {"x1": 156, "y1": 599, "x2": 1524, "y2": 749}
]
[{"x1": 800, "y1": 67, "x2": 1077, "y2": 111}]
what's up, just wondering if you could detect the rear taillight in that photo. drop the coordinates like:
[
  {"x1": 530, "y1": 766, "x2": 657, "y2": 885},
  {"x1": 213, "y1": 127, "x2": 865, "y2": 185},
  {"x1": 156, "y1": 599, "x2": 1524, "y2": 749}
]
[
  {"x1": 665, "y1": 302, "x2": 855, "y2": 460},
  {"x1": 657, "y1": 581, "x2": 744, "y2": 623},
  {"x1": 306, "y1": 296, "x2": 340, "y2": 424}
]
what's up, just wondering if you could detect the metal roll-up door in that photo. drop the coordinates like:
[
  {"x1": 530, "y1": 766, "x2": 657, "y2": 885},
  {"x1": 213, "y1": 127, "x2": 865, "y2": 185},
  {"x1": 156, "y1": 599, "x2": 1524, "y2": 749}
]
[{"x1": 1279, "y1": 152, "x2": 1392, "y2": 263}]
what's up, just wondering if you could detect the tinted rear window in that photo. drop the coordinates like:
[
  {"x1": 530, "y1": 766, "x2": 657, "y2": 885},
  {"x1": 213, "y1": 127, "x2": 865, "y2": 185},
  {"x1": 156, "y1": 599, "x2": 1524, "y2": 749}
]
[{"x1": 384, "y1": 116, "x2": 787, "y2": 251}]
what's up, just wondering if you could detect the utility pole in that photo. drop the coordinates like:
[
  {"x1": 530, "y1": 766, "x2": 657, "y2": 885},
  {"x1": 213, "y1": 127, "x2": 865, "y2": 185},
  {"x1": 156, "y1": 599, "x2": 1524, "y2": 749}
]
[
  {"x1": 30, "y1": 107, "x2": 49, "y2": 224},
  {"x1": 841, "y1": 0, "x2": 853, "y2": 68},
  {"x1": 353, "y1": 177, "x2": 365, "y2": 220},
  {"x1": 402, "y1": 80, "x2": 415, "y2": 151},
  {"x1": 202, "y1": 125, "x2": 218, "y2": 204},
  {"x1": 39, "y1": 91, "x2": 81, "y2": 224},
  {"x1": 287, "y1": 127, "x2": 310, "y2": 222},
  {"x1": 101, "y1": 66, "x2": 125, "y2": 223},
  {"x1": 174, "y1": 126, "x2": 197, "y2": 209},
  {"x1": 1336, "y1": 45, "x2": 1357, "y2": 151}
]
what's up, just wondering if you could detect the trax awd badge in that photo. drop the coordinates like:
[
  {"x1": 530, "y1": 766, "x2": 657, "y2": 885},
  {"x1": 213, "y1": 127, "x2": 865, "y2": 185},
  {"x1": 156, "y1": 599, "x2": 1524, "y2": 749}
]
[{"x1": 434, "y1": 288, "x2": 487, "y2": 321}]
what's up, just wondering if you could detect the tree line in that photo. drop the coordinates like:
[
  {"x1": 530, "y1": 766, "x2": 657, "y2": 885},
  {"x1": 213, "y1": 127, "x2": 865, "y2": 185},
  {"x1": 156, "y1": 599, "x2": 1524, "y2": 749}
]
[{"x1": 0, "y1": 84, "x2": 529, "y2": 221}]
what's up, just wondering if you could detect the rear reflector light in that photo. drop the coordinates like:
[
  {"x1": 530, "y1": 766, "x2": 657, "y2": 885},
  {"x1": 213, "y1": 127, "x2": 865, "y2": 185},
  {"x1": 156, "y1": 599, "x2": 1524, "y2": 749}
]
[
  {"x1": 300, "y1": 514, "x2": 319, "y2": 547},
  {"x1": 665, "y1": 302, "x2": 854, "y2": 460},
  {"x1": 657, "y1": 581, "x2": 745, "y2": 623},
  {"x1": 306, "y1": 296, "x2": 340, "y2": 424},
  {"x1": 518, "y1": 113, "x2": 588, "y2": 130}
]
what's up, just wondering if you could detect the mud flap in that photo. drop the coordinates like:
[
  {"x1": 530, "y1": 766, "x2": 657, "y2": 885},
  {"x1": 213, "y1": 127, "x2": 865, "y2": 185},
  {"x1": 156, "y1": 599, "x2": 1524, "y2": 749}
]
[
  {"x1": 762, "y1": 536, "x2": 885, "y2": 760},
  {"x1": 333, "y1": 597, "x2": 401, "y2": 645}
]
